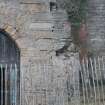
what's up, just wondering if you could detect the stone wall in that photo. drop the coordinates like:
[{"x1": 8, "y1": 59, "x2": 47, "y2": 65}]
[
  {"x1": 0, "y1": 0, "x2": 79, "y2": 105},
  {"x1": 2, "y1": 0, "x2": 105, "y2": 105},
  {"x1": 87, "y1": 0, "x2": 105, "y2": 55}
]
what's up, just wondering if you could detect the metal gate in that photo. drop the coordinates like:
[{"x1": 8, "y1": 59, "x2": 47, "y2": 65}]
[
  {"x1": 0, "y1": 64, "x2": 18, "y2": 105},
  {"x1": 0, "y1": 30, "x2": 20, "y2": 105},
  {"x1": 80, "y1": 56, "x2": 105, "y2": 105}
]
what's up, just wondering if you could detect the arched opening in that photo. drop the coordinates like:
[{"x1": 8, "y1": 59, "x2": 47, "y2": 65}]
[{"x1": 0, "y1": 29, "x2": 20, "y2": 105}]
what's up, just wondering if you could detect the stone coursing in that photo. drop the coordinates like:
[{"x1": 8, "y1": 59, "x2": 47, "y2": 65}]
[
  {"x1": 2, "y1": 0, "x2": 105, "y2": 104},
  {"x1": 87, "y1": 0, "x2": 105, "y2": 54},
  {"x1": 0, "y1": 0, "x2": 78, "y2": 105}
]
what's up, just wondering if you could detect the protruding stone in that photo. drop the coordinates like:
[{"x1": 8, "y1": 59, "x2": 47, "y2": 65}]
[
  {"x1": 21, "y1": 3, "x2": 47, "y2": 13},
  {"x1": 4, "y1": 24, "x2": 17, "y2": 35}
]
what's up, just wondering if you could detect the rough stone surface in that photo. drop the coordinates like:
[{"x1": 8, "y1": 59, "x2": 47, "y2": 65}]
[
  {"x1": 2, "y1": 0, "x2": 102, "y2": 105},
  {"x1": 2, "y1": 0, "x2": 105, "y2": 104},
  {"x1": 0, "y1": 0, "x2": 75, "y2": 105},
  {"x1": 87, "y1": 0, "x2": 105, "y2": 54}
]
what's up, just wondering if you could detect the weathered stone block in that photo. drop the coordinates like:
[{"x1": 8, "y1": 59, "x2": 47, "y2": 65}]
[
  {"x1": 29, "y1": 22, "x2": 53, "y2": 30},
  {"x1": 4, "y1": 25, "x2": 16, "y2": 35},
  {"x1": 23, "y1": 3, "x2": 47, "y2": 13}
]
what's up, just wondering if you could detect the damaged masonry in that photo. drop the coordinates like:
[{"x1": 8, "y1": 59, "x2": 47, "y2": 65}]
[{"x1": 0, "y1": 0, "x2": 105, "y2": 105}]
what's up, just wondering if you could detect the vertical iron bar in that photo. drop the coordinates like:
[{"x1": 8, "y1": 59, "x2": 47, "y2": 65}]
[
  {"x1": 0, "y1": 64, "x2": 2, "y2": 105},
  {"x1": 86, "y1": 58, "x2": 93, "y2": 104},
  {"x1": 90, "y1": 58, "x2": 97, "y2": 105},
  {"x1": 98, "y1": 57, "x2": 104, "y2": 105},
  {"x1": 67, "y1": 74, "x2": 70, "y2": 105},
  {"x1": 80, "y1": 61, "x2": 86, "y2": 105},
  {"x1": 10, "y1": 64, "x2": 13, "y2": 105},
  {"x1": 15, "y1": 64, "x2": 17, "y2": 105},
  {"x1": 102, "y1": 57, "x2": 105, "y2": 104},
  {"x1": 3, "y1": 65, "x2": 5, "y2": 105},
  {"x1": 94, "y1": 57, "x2": 101, "y2": 105},
  {"x1": 1, "y1": 64, "x2": 3, "y2": 105},
  {"x1": 5, "y1": 64, "x2": 7, "y2": 105},
  {"x1": 82, "y1": 58, "x2": 89, "y2": 104}
]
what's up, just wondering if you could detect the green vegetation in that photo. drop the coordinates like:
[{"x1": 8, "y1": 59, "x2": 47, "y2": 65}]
[
  {"x1": 57, "y1": 0, "x2": 88, "y2": 27},
  {"x1": 56, "y1": 0, "x2": 88, "y2": 53}
]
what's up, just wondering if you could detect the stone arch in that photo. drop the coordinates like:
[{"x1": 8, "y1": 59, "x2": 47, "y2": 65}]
[
  {"x1": 0, "y1": 28, "x2": 20, "y2": 63},
  {"x1": 0, "y1": 28, "x2": 20, "y2": 105},
  {"x1": 1, "y1": 24, "x2": 20, "y2": 49}
]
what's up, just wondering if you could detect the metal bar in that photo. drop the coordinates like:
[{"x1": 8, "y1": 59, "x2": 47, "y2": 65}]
[
  {"x1": 82, "y1": 58, "x2": 89, "y2": 104},
  {"x1": 5, "y1": 64, "x2": 7, "y2": 105},
  {"x1": 80, "y1": 61, "x2": 86, "y2": 105},
  {"x1": 0, "y1": 64, "x2": 2, "y2": 105},
  {"x1": 10, "y1": 64, "x2": 13, "y2": 105},
  {"x1": 98, "y1": 57, "x2": 104, "y2": 105},
  {"x1": 15, "y1": 64, "x2": 17, "y2": 105},
  {"x1": 0, "y1": 63, "x2": 18, "y2": 105},
  {"x1": 3, "y1": 65, "x2": 5, "y2": 105},
  {"x1": 94, "y1": 57, "x2": 101, "y2": 105},
  {"x1": 90, "y1": 58, "x2": 97, "y2": 105},
  {"x1": 86, "y1": 58, "x2": 93, "y2": 104},
  {"x1": 1, "y1": 64, "x2": 3, "y2": 105},
  {"x1": 102, "y1": 57, "x2": 105, "y2": 104}
]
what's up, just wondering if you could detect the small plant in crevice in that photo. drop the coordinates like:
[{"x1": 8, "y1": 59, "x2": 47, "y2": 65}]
[{"x1": 56, "y1": 0, "x2": 88, "y2": 56}]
